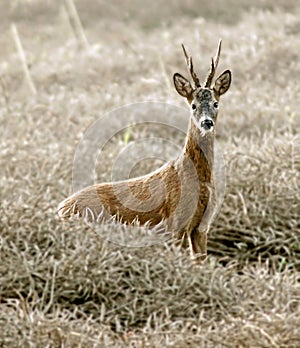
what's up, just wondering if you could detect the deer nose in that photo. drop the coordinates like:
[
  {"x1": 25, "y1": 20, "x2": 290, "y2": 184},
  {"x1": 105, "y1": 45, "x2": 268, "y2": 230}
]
[{"x1": 201, "y1": 119, "x2": 214, "y2": 129}]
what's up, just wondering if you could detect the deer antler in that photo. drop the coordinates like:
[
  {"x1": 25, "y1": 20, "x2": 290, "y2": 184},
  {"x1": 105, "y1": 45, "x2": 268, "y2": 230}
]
[
  {"x1": 205, "y1": 39, "x2": 222, "y2": 88},
  {"x1": 181, "y1": 44, "x2": 201, "y2": 88}
]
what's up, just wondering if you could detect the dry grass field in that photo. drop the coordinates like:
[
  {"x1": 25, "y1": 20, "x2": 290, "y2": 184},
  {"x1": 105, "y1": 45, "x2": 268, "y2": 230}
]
[{"x1": 0, "y1": 0, "x2": 299, "y2": 347}]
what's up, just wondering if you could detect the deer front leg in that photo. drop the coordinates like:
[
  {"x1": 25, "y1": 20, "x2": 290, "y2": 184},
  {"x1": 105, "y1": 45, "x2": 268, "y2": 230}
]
[{"x1": 188, "y1": 227, "x2": 209, "y2": 263}]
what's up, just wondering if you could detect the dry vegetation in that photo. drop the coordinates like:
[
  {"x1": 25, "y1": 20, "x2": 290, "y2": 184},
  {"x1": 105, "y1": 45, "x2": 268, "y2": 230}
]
[{"x1": 0, "y1": 0, "x2": 300, "y2": 347}]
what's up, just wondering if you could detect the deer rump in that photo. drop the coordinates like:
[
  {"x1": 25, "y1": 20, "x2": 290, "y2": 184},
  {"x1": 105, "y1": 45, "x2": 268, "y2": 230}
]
[{"x1": 58, "y1": 160, "x2": 211, "y2": 240}]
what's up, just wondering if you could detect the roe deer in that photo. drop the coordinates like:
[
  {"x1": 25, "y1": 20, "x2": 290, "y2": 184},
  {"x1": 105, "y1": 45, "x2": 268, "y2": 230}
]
[{"x1": 58, "y1": 40, "x2": 231, "y2": 262}]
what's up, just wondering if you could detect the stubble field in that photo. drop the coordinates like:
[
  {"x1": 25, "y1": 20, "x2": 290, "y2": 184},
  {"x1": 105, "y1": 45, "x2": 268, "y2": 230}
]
[{"x1": 0, "y1": 1, "x2": 299, "y2": 347}]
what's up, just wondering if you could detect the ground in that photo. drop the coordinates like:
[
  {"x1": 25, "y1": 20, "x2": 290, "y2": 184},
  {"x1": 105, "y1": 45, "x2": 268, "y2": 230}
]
[{"x1": 0, "y1": 0, "x2": 299, "y2": 347}]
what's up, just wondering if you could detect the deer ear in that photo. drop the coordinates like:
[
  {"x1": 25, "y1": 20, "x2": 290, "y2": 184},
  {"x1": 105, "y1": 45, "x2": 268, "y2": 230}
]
[
  {"x1": 173, "y1": 73, "x2": 193, "y2": 98},
  {"x1": 213, "y1": 70, "x2": 231, "y2": 96}
]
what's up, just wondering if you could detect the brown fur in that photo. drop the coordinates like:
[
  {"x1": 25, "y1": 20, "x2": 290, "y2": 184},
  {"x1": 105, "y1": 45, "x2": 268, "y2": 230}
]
[{"x1": 58, "y1": 41, "x2": 232, "y2": 262}]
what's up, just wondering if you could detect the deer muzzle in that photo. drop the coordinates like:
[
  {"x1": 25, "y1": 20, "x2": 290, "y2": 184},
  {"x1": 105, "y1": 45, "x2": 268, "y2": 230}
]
[{"x1": 200, "y1": 118, "x2": 214, "y2": 131}]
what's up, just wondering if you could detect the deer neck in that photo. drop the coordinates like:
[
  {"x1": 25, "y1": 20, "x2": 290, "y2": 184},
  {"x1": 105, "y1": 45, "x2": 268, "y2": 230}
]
[{"x1": 176, "y1": 118, "x2": 214, "y2": 184}]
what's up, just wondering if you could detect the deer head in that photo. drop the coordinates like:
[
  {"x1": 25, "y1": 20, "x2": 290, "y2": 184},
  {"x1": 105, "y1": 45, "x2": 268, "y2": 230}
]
[{"x1": 173, "y1": 40, "x2": 231, "y2": 136}]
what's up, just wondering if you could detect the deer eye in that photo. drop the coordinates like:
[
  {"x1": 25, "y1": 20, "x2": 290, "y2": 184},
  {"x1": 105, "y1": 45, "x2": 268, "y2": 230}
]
[
  {"x1": 213, "y1": 102, "x2": 219, "y2": 108},
  {"x1": 191, "y1": 104, "x2": 196, "y2": 110}
]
